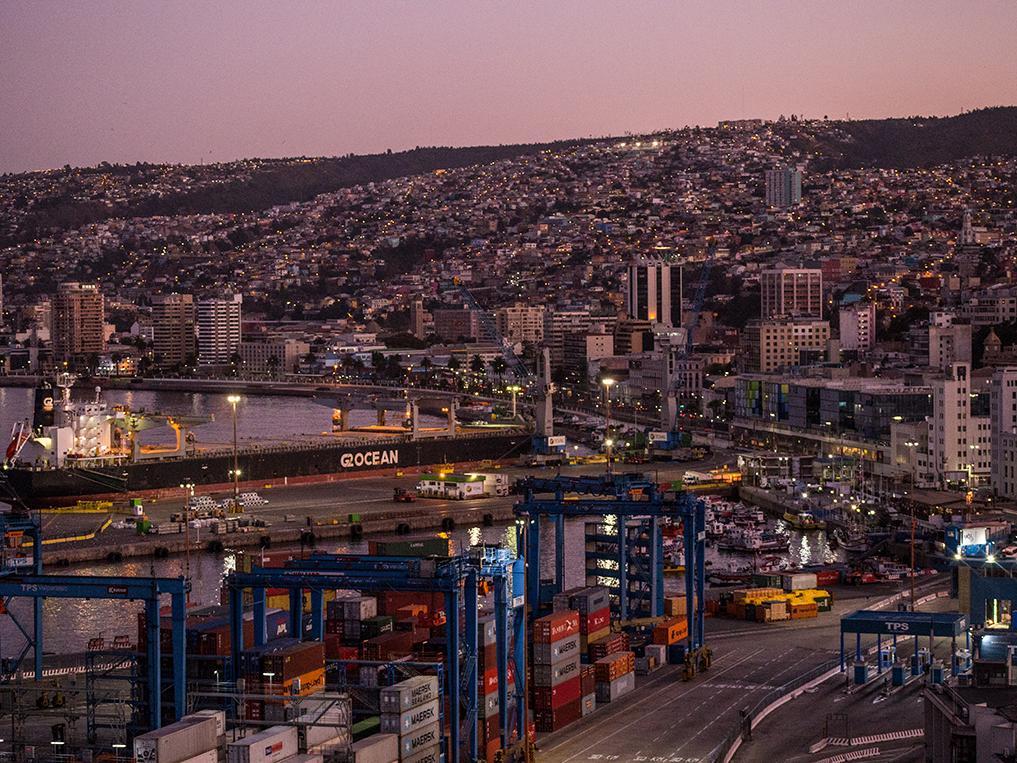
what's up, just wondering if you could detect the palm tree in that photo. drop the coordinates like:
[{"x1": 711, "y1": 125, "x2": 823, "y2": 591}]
[
  {"x1": 489, "y1": 357, "x2": 508, "y2": 384},
  {"x1": 469, "y1": 354, "x2": 486, "y2": 376},
  {"x1": 267, "y1": 354, "x2": 281, "y2": 378}
]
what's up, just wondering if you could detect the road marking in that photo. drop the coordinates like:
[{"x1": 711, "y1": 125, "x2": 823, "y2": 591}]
[{"x1": 544, "y1": 648, "x2": 767, "y2": 762}]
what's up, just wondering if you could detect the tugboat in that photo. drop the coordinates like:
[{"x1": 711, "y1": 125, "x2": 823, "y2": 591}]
[{"x1": 782, "y1": 511, "x2": 827, "y2": 531}]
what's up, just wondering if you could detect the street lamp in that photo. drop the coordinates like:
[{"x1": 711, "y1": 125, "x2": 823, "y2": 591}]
[
  {"x1": 227, "y1": 395, "x2": 241, "y2": 511},
  {"x1": 180, "y1": 480, "x2": 195, "y2": 591},
  {"x1": 602, "y1": 378, "x2": 615, "y2": 473},
  {"x1": 506, "y1": 384, "x2": 522, "y2": 419}
]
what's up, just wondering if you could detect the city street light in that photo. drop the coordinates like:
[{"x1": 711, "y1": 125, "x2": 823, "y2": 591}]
[
  {"x1": 506, "y1": 384, "x2": 522, "y2": 419},
  {"x1": 227, "y1": 395, "x2": 241, "y2": 511},
  {"x1": 602, "y1": 378, "x2": 615, "y2": 473}
]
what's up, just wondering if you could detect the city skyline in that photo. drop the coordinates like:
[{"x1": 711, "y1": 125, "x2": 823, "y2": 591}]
[{"x1": 3, "y1": 0, "x2": 1017, "y2": 173}]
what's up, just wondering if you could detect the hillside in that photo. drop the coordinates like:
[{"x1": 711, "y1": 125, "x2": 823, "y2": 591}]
[{"x1": 805, "y1": 107, "x2": 1017, "y2": 169}]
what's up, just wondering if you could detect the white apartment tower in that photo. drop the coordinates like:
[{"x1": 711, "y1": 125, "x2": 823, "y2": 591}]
[
  {"x1": 924, "y1": 363, "x2": 990, "y2": 488},
  {"x1": 197, "y1": 294, "x2": 242, "y2": 365},
  {"x1": 839, "y1": 301, "x2": 876, "y2": 352}
]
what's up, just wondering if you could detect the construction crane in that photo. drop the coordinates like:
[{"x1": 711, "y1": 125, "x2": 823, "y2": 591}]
[{"x1": 653, "y1": 250, "x2": 716, "y2": 453}]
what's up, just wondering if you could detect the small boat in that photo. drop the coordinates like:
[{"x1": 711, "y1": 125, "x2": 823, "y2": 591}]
[
  {"x1": 708, "y1": 571, "x2": 752, "y2": 586},
  {"x1": 717, "y1": 527, "x2": 789, "y2": 552},
  {"x1": 783, "y1": 511, "x2": 827, "y2": 531},
  {"x1": 831, "y1": 528, "x2": 868, "y2": 553},
  {"x1": 664, "y1": 563, "x2": 686, "y2": 575}
]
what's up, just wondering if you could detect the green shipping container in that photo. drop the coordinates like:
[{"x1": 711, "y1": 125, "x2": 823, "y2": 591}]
[{"x1": 369, "y1": 538, "x2": 451, "y2": 557}]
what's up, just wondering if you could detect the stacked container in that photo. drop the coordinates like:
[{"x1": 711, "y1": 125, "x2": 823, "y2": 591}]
[
  {"x1": 379, "y1": 676, "x2": 442, "y2": 763},
  {"x1": 134, "y1": 715, "x2": 219, "y2": 763},
  {"x1": 531, "y1": 611, "x2": 582, "y2": 732},
  {"x1": 347, "y1": 734, "x2": 399, "y2": 763},
  {"x1": 240, "y1": 640, "x2": 326, "y2": 722},
  {"x1": 579, "y1": 665, "x2": 596, "y2": 716},
  {"x1": 226, "y1": 726, "x2": 299, "y2": 763},
  {"x1": 593, "y1": 652, "x2": 635, "y2": 703}
]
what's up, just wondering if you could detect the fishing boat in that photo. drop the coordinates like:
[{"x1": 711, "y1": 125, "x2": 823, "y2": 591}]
[
  {"x1": 716, "y1": 527, "x2": 789, "y2": 552},
  {"x1": 782, "y1": 511, "x2": 827, "y2": 531}
]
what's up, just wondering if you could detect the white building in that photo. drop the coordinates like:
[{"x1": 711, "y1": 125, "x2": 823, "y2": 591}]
[
  {"x1": 544, "y1": 310, "x2": 592, "y2": 368},
  {"x1": 494, "y1": 304, "x2": 545, "y2": 344},
  {"x1": 839, "y1": 301, "x2": 876, "y2": 352},
  {"x1": 991, "y1": 367, "x2": 1017, "y2": 499},
  {"x1": 196, "y1": 294, "x2": 242, "y2": 366},
  {"x1": 922, "y1": 363, "x2": 990, "y2": 488},
  {"x1": 239, "y1": 337, "x2": 309, "y2": 375},
  {"x1": 928, "y1": 312, "x2": 972, "y2": 370}
]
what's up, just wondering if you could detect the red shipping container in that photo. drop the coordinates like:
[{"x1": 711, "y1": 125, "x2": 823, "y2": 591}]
[
  {"x1": 580, "y1": 665, "x2": 596, "y2": 696},
  {"x1": 583, "y1": 608, "x2": 610, "y2": 635},
  {"x1": 815, "y1": 570, "x2": 841, "y2": 587},
  {"x1": 534, "y1": 698, "x2": 582, "y2": 732},
  {"x1": 532, "y1": 611, "x2": 580, "y2": 644},
  {"x1": 478, "y1": 643, "x2": 497, "y2": 669},
  {"x1": 532, "y1": 675, "x2": 581, "y2": 710}
]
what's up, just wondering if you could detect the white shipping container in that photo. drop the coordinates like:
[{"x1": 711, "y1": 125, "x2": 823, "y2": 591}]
[
  {"x1": 401, "y1": 744, "x2": 442, "y2": 763},
  {"x1": 343, "y1": 596, "x2": 378, "y2": 621},
  {"x1": 781, "y1": 572, "x2": 818, "y2": 592},
  {"x1": 379, "y1": 676, "x2": 439, "y2": 713},
  {"x1": 477, "y1": 616, "x2": 497, "y2": 646},
  {"x1": 379, "y1": 699, "x2": 439, "y2": 735},
  {"x1": 348, "y1": 734, "x2": 399, "y2": 763},
  {"x1": 531, "y1": 655, "x2": 581, "y2": 687},
  {"x1": 398, "y1": 723, "x2": 441, "y2": 758},
  {"x1": 279, "y1": 756, "x2": 323, "y2": 763},
  {"x1": 299, "y1": 722, "x2": 350, "y2": 752},
  {"x1": 177, "y1": 751, "x2": 218, "y2": 763},
  {"x1": 227, "y1": 726, "x2": 299, "y2": 763},
  {"x1": 595, "y1": 672, "x2": 635, "y2": 703},
  {"x1": 135, "y1": 716, "x2": 218, "y2": 763},
  {"x1": 477, "y1": 692, "x2": 498, "y2": 719},
  {"x1": 533, "y1": 634, "x2": 581, "y2": 665},
  {"x1": 580, "y1": 693, "x2": 596, "y2": 717},
  {"x1": 183, "y1": 710, "x2": 226, "y2": 738}
]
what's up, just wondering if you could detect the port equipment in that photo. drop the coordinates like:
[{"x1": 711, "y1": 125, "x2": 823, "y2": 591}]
[
  {"x1": 839, "y1": 610, "x2": 968, "y2": 678},
  {"x1": 0, "y1": 571, "x2": 188, "y2": 728},
  {"x1": 514, "y1": 473, "x2": 707, "y2": 650},
  {"x1": 225, "y1": 550, "x2": 525, "y2": 763}
]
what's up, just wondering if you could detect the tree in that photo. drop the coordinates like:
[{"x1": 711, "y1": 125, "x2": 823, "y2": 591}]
[
  {"x1": 489, "y1": 356, "x2": 508, "y2": 383},
  {"x1": 267, "y1": 354, "x2": 281, "y2": 378},
  {"x1": 469, "y1": 354, "x2": 486, "y2": 375}
]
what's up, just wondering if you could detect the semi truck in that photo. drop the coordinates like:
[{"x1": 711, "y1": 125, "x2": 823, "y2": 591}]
[{"x1": 414, "y1": 472, "x2": 510, "y2": 500}]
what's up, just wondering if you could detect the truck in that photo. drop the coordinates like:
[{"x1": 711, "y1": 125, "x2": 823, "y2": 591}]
[
  {"x1": 392, "y1": 487, "x2": 417, "y2": 503},
  {"x1": 414, "y1": 472, "x2": 510, "y2": 500},
  {"x1": 681, "y1": 470, "x2": 714, "y2": 486}
]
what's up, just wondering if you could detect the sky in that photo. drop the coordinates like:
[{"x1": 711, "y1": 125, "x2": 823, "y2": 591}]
[{"x1": 2, "y1": 1, "x2": 1017, "y2": 174}]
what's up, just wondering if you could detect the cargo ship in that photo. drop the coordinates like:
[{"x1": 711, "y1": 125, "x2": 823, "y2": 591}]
[{"x1": 2, "y1": 376, "x2": 530, "y2": 506}]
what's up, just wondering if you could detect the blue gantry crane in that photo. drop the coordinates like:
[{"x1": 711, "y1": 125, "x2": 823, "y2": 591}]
[
  {"x1": 224, "y1": 550, "x2": 525, "y2": 763},
  {"x1": 513, "y1": 473, "x2": 707, "y2": 651}
]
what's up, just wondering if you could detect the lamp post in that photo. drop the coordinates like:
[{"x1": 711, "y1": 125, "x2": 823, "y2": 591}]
[
  {"x1": 180, "y1": 480, "x2": 195, "y2": 593},
  {"x1": 602, "y1": 378, "x2": 615, "y2": 474},
  {"x1": 227, "y1": 395, "x2": 241, "y2": 511},
  {"x1": 506, "y1": 385, "x2": 522, "y2": 419}
]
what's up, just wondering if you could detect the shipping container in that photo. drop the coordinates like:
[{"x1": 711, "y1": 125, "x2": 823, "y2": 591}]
[
  {"x1": 580, "y1": 693, "x2": 596, "y2": 717},
  {"x1": 587, "y1": 633, "x2": 628, "y2": 661},
  {"x1": 281, "y1": 756, "x2": 323, "y2": 763},
  {"x1": 532, "y1": 655, "x2": 581, "y2": 687},
  {"x1": 781, "y1": 572, "x2": 818, "y2": 592},
  {"x1": 347, "y1": 734, "x2": 399, "y2": 763},
  {"x1": 182, "y1": 710, "x2": 226, "y2": 739},
  {"x1": 580, "y1": 665, "x2": 596, "y2": 696},
  {"x1": 299, "y1": 721, "x2": 350, "y2": 752},
  {"x1": 595, "y1": 671, "x2": 635, "y2": 703},
  {"x1": 582, "y1": 608, "x2": 611, "y2": 635},
  {"x1": 594, "y1": 652, "x2": 635, "y2": 683},
  {"x1": 532, "y1": 611, "x2": 580, "y2": 644},
  {"x1": 533, "y1": 698, "x2": 581, "y2": 733},
  {"x1": 135, "y1": 716, "x2": 218, "y2": 763},
  {"x1": 532, "y1": 634, "x2": 581, "y2": 665},
  {"x1": 476, "y1": 616, "x2": 497, "y2": 646},
  {"x1": 401, "y1": 744, "x2": 442, "y2": 763},
  {"x1": 369, "y1": 538, "x2": 450, "y2": 557},
  {"x1": 531, "y1": 676, "x2": 581, "y2": 710},
  {"x1": 814, "y1": 569, "x2": 841, "y2": 587},
  {"x1": 176, "y1": 752, "x2": 217, "y2": 763},
  {"x1": 398, "y1": 723, "x2": 442, "y2": 758},
  {"x1": 226, "y1": 726, "x2": 299, "y2": 763},
  {"x1": 651, "y1": 618, "x2": 688, "y2": 646},
  {"x1": 379, "y1": 676, "x2": 440, "y2": 713},
  {"x1": 379, "y1": 699, "x2": 440, "y2": 735}
]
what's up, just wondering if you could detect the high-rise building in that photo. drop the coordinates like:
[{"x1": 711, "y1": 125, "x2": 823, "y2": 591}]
[
  {"x1": 151, "y1": 293, "x2": 196, "y2": 368},
  {"x1": 626, "y1": 256, "x2": 682, "y2": 328},
  {"x1": 765, "y1": 167, "x2": 802, "y2": 207},
  {"x1": 409, "y1": 296, "x2": 427, "y2": 340},
  {"x1": 495, "y1": 305, "x2": 545, "y2": 344},
  {"x1": 196, "y1": 294, "x2": 242, "y2": 366},
  {"x1": 991, "y1": 368, "x2": 1017, "y2": 499},
  {"x1": 741, "y1": 318, "x2": 831, "y2": 373},
  {"x1": 760, "y1": 266, "x2": 823, "y2": 319},
  {"x1": 921, "y1": 363, "x2": 990, "y2": 488},
  {"x1": 433, "y1": 308, "x2": 479, "y2": 343},
  {"x1": 839, "y1": 301, "x2": 876, "y2": 352},
  {"x1": 928, "y1": 312, "x2": 972, "y2": 370},
  {"x1": 544, "y1": 310, "x2": 592, "y2": 368},
  {"x1": 52, "y1": 282, "x2": 105, "y2": 362},
  {"x1": 239, "y1": 337, "x2": 310, "y2": 375}
]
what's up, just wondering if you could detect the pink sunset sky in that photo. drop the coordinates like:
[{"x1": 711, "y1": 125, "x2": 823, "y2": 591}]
[{"x1": 2, "y1": 0, "x2": 1016, "y2": 173}]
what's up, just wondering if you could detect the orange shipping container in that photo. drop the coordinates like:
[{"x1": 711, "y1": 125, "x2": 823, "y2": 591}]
[
  {"x1": 652, "y1": 617, "x2": 689, "y2": 645},
  {"x1": 594, "y1": 652, "x2": 635, "y2": 683}
]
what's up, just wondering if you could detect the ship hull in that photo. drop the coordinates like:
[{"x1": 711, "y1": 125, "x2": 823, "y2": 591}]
[{"x1": 8, "y1": 431, "x2": 530, "y2": 506}]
